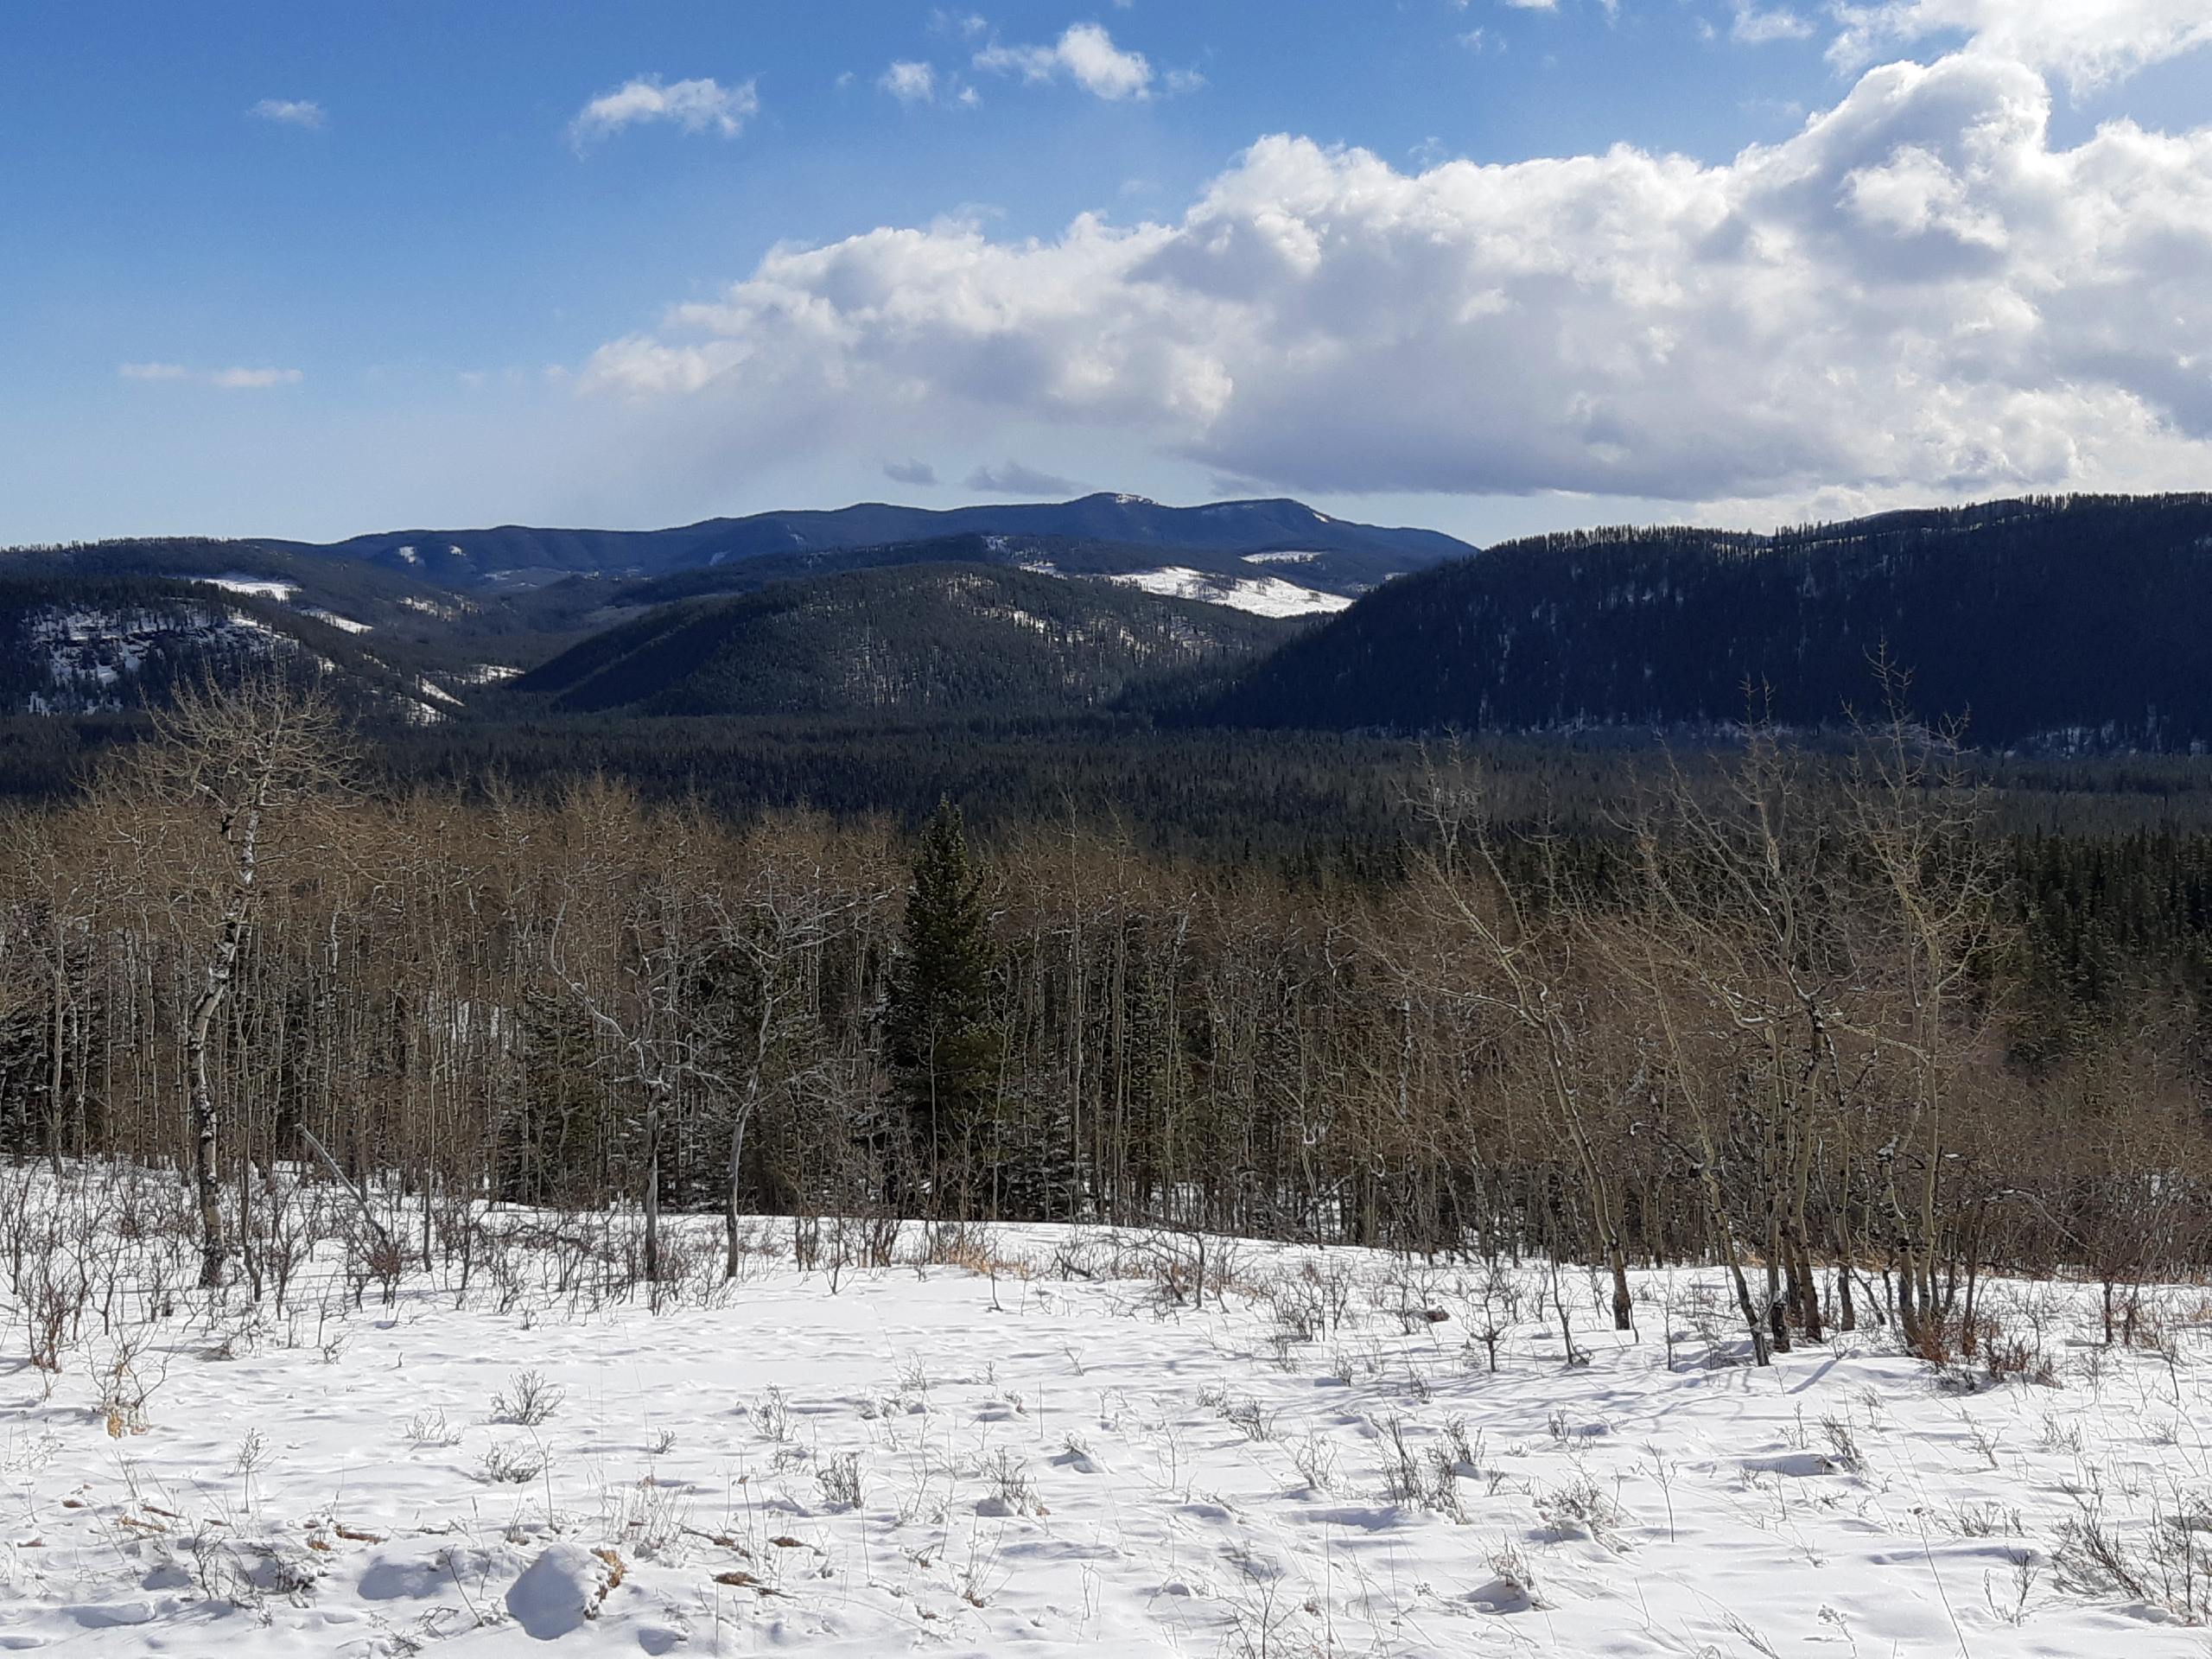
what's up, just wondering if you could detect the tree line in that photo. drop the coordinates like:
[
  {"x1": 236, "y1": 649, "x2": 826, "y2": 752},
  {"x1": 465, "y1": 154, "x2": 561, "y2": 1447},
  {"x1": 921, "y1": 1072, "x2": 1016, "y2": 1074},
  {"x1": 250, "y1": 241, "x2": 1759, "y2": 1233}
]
[{"x1": 3, "y1": 679, "x2": 2209, "y2": 1361}]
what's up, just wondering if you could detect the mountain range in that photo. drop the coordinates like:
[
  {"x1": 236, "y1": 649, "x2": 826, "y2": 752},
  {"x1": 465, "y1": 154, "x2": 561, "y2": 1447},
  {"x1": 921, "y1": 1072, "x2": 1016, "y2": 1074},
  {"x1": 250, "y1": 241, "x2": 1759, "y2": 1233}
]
[
  {"x1": 9, "y1": 491, "x2": 2212, "y2": 753},
  {"x1": 268, "y1": 493, "x2": 1470, "y2": 592},
  {"x1": 2, "y1": 494, "x2": 1460, "y2": 723}
]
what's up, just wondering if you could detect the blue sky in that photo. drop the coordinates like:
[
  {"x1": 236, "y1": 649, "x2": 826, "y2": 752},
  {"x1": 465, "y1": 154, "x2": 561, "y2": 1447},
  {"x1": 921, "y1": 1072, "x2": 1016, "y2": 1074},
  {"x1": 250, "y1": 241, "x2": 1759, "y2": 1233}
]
[{"x1": 3, "y1": 2, "x2": 2209, "y2": 545}]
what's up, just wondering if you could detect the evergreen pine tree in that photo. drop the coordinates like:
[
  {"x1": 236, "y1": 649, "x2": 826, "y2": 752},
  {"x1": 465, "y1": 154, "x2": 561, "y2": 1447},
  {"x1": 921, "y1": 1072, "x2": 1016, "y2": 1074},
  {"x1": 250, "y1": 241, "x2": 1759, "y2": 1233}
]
[{"x1": 887, "y1": 799, "x2": 995, "y2": 1208}]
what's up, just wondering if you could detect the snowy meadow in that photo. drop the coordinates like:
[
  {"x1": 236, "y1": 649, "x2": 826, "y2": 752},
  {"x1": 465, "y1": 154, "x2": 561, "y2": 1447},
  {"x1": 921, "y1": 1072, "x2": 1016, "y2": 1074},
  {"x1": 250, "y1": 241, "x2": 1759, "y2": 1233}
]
[{"x1": 5, "y1": 1166, "x2": 2212, "y2": 1656}]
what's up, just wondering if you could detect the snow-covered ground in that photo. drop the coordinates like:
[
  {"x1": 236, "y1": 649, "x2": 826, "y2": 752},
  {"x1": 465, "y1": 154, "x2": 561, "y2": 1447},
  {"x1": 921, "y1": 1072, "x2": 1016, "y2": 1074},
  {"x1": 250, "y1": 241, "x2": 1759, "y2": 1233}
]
[
  {"x1": 1104, "y1": 567, "x2": 1352, "y2": 619},
  {"x1": 3, "y1": 1191, "x2": 2207, "y2": 1656}
]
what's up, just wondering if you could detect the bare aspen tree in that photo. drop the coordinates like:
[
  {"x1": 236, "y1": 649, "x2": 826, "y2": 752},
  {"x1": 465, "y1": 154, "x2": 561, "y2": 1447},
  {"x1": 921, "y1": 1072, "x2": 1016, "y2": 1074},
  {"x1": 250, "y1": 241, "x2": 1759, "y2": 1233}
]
[
  {"x1": 1401, "y1": 753, "x2": 1636, "y2": 1331},
  {"x1": 1610, "y1": 734, "x2": 1841, "y2": 1353},
  {"x1": 115, "y1": 675, "x2": 346, "y2": 1287},
  {"x1": 707, "y1": 820, "x2": 855, "y2": 1277},
  {"x1": 16, "y1": 816, "x2": 100, "y2": 1174},
  {"x1": 544, "y1": 785, "x2": 731, "y2": 1294},
  {"x1": 1597, "y1": 894, "x2": 1776, "y2": 1364},
  {"x1": 1847, "y1": 691, "x2": 2004, "y2": 1350}
]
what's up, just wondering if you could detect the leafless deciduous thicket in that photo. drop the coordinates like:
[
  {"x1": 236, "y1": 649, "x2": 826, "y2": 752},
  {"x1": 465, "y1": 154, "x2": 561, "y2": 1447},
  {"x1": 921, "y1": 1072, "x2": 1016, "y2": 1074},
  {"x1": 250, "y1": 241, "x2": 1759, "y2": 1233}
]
[{"x1": 2, "y1": 680, "x2": 2209, "y2": 1352}]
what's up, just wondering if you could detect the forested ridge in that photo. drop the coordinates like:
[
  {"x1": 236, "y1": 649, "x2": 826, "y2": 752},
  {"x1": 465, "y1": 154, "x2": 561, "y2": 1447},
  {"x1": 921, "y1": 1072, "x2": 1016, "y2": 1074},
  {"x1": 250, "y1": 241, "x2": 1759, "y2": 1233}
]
[
  {"x1": 1191, "y1": 493, "x2": 2212, "y2": 747},
  {"x1": 513, "y1": 563, "x2": 1291, "y2": 717},
  {"x1": 0, "y1": 575, "x2": 410, "y2": 715}
]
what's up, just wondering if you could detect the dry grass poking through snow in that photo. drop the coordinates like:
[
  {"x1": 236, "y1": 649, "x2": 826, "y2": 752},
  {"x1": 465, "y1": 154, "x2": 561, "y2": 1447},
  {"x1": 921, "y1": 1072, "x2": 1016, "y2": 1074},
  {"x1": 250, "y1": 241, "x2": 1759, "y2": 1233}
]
[{"x1": 6, "y1": 1171, "x2": 2212, "y2": 1654}]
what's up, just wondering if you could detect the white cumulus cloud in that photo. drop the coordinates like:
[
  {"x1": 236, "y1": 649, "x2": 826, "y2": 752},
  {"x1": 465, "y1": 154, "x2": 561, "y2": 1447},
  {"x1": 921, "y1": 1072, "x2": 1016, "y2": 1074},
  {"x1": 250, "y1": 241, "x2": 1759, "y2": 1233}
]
[
  {"x1": 880, "y1": 60, "x2": 938, "y2": 105},
  {"x1": 580, "y1": 42, "x2": 2212, "y2": 514},
  {"x1": 569, "y1": 76, "x2": 758, "y2": 148},
  {"x1": 1829, "y1": 0, "x2": 2212, "y2": 92},
  {"x1": 976, "y1": 23, "x2": 1156, "y2": 99}
]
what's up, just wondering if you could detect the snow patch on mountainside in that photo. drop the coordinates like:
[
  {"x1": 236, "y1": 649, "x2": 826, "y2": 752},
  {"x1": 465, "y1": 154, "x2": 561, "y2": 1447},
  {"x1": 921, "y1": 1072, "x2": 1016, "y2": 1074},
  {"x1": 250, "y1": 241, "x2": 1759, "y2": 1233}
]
[
  {"x1": 182, "y1": 575, "x2": 300, "y2": 601},
  {"x1": 1105, "y1": 566, "x2": 1351, "y2": 618},
  {"x1": 301, "y1": 607, "x2": 372, "y2": 634},
  {"x1": 22, "y1": 606, "x2": 287, "y2": 711}
]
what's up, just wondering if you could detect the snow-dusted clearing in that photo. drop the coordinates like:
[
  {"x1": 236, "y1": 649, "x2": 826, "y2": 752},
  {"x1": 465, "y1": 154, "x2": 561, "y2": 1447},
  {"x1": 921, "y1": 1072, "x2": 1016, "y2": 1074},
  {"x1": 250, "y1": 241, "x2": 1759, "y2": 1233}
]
[
  {"x1": 1104, "y1": 567, "x2": 1351, "y2": 619},
  {"x1": 3, "y1": 1176, "x2": 2208, "y2": 1656},
  {"x1": 181, "y1": 575, "x2": 301, "y2": 601}
]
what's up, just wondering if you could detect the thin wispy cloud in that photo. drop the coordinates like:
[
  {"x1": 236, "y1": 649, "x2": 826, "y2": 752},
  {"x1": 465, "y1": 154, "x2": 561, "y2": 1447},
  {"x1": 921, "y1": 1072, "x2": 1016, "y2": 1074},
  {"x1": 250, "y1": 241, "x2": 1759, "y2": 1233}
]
[
  {"x1": 884, "y1": 458, "x2": 939, "y2": 486},
  {"x1": 1730, "y1": 3, "x2": 1813, "y2": 44},
  {"x1": 569, "y1": 75, "x2": 758, "y2": 148},
  {"x1": 250, "y1": 98, "x2": 325, "y2": 129},
  {"x1": 209, "y1": 367, "x2": 304, "y2": 389},
  {"x1": 120, "y1": 364, "x2": 302, "y2": 389},
  {"x1": 965, "y1": 460, "x2": 1082, "y2": 495}
]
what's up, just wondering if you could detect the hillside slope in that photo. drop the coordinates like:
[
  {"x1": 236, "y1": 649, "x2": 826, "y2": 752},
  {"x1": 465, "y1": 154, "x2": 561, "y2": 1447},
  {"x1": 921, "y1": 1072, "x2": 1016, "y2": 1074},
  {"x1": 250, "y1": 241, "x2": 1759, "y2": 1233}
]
[
  {"x1": 0, "y1": 571, "x2": 493, "y2": 723},
  {"x1": 0, "y1": 540, "x2": 561, "y2": 721},
  {"x1": 512, "y1": 562, "x2": 1294, "y2": 718},
  {"x1": 1190, "y1": 494, "x2": 2212, "y2": 749}
]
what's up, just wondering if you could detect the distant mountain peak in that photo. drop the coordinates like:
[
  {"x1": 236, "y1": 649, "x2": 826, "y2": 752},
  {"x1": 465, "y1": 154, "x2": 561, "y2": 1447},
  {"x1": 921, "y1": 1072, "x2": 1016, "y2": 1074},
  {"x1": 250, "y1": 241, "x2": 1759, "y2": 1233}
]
[{"x1": 264, "y1": 494, "x2": 1478, "y2": 590}]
